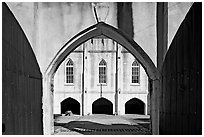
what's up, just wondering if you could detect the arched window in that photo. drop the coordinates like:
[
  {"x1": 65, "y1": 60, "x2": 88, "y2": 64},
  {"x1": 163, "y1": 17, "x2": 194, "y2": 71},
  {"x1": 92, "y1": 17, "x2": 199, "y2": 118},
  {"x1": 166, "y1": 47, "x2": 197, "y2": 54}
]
[
  {"x1": 132, "y1": 60, "x2": 140, "y2": 84},
  {"x1": 99, "y1": 59, "x2": 107, "y2": 84},
  {"x1": 65, "y1": 58, "x2": 74, "y2": 84}
]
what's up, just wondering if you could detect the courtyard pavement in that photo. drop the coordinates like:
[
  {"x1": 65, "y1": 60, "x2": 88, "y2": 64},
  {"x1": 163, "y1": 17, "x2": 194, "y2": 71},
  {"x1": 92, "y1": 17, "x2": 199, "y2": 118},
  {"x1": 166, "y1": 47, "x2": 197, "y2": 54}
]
[{"x1": 54, "y1": 114, "x2": 151, "y2": 135}]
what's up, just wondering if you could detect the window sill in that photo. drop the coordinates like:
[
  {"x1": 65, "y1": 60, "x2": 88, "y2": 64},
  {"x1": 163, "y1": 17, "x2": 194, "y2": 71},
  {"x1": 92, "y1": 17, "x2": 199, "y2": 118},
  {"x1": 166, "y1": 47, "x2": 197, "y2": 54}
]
[
  {"x1": 130, "y1": 83, "x2": 140, "y2": 86},
  {"x1": 64, "y1": 83, "x2": 74, "y2": 86},
  {"x1": 97, "y1": 83, "x2": 107, "y2": 86}
]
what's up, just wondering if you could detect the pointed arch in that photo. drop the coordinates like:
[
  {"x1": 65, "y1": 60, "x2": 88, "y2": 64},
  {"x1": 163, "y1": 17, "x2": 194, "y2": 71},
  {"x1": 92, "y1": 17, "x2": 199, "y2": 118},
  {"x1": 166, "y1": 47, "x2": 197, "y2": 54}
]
[
  {"x1": 45, "y1": 22, "x2": 159, "y2": 80},
  {"x1": 125, "y1": 98, "x2": 145, "y2": 114},
  {"x1": 92, "y1": 97, "x2": 113, "y2": 115},
  {"x1": 43, "y1": 22, "x2": 160, "y2": 134},
  {"x1": 60, "y1": 97, "x2": 80, "y2": 115},
  {"x1": 132, "y1": 59, "x2": 139, "y2": 66},
  {"x1": 66, "y1": 58, "x2": 73, "y2": 66},
  {"x1": 99, "y1": 59, "x2": 106, "y2": 66}
]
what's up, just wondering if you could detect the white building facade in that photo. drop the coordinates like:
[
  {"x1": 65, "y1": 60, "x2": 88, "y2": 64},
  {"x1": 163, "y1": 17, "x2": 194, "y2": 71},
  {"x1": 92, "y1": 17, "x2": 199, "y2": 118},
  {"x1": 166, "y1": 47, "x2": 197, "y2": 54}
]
[{"x1": 54, "y1": 38, "x2": 149, "y2": 115}]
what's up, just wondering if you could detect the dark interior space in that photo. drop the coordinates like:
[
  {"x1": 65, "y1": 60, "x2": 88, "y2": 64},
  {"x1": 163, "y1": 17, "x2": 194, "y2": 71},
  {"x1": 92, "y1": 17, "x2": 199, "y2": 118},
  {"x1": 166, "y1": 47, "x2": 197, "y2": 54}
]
[
  {"x1": 61, "y1": 98, "x2": 80, "y2": 115},
  {"x1": 92, "y1": 98, "x2": 113, "y2": 115},
  {"x1": 125, "y1": 98, "x2": 145, "y2": 114}
]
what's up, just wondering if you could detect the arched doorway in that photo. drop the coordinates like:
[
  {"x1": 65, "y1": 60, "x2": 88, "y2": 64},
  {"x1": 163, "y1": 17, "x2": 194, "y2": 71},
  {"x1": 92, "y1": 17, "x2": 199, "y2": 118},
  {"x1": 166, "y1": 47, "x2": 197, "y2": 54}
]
[
  {"x1": 92, "y1": 98, "x2": 113, "y2": 115},
  {"x1": 44, "y1": 22, "x2": 160, "y2": 134},
  {"x1": 60, "y1": 98, "x2": 80, "y2": 115},
  {"x1": 125, "y1": 98, "x2": 145, "y2": 114}
]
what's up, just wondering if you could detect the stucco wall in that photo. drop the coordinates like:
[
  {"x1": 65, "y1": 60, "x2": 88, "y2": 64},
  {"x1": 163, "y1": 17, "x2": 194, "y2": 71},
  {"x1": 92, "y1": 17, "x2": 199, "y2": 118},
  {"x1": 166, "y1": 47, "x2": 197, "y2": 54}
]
[
  {"x1": 132, "y1": 3, "x2": 157, "y2": 65},
  {"x1": 168, "y1": 2, "x2": 193, "y2": 47},
  {"x1": 7, "y1": 2, "x2": 192, "y2": 74},
  {"x1": 53, "y1": 38, "x2": 148, "y2": 115},
  {"x1": 7, "y1": 2, "x2": 192, "y2": 73},
  {"x1": 7, "y1": 2, "x2": 117, "y2": 74}
]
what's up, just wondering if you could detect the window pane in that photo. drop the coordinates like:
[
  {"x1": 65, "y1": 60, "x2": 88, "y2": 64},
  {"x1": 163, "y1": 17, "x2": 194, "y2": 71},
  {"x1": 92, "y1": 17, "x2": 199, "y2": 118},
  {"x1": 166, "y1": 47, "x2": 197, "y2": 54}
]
[
  {"x1": 132, "y1": 61, "x2": 139, "y2": 84},
  {"x1": 66, "y1": 65, "x2": 74, "y2": 84},
  {"x1": 99, "y1": 65, "x2": 106, "y2": 83},
  {"x1": 132, "y1": 68, "x2": 136, "y2": 75}
]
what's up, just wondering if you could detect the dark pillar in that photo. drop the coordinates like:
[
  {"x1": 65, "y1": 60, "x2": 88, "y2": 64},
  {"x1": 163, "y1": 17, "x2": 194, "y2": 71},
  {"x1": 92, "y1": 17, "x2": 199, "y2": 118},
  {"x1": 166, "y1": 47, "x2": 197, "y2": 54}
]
[
  {"x1": 117, "y1": 2, "x2": 134, "y2": 115},
  {"x1": 157, "y1": 2, "x2": 168, "y2": 70},
  {"x1": 117, "y1": 2, "x2": 134, "y2": 38}
]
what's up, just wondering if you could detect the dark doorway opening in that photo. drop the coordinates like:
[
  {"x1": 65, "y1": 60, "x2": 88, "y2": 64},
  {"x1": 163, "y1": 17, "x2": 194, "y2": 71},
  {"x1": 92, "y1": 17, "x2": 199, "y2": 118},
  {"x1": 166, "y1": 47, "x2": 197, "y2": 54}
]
[
  {"x1": 61, "y1": 97, "x2": 80, "y2": 115},
  {"x1": 92, "y1": 98, "x2": 113, "y2": 115},
  {"x1": 125, "y1": 98, "x2": 145, "y2": 114}
]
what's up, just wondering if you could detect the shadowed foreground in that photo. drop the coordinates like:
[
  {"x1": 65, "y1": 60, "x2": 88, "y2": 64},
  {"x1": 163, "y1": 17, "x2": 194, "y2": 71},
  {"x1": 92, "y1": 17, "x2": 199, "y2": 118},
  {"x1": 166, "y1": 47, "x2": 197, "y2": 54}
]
[{"x1": 54, "y1": 114, "x2": 151, "y2": 135}]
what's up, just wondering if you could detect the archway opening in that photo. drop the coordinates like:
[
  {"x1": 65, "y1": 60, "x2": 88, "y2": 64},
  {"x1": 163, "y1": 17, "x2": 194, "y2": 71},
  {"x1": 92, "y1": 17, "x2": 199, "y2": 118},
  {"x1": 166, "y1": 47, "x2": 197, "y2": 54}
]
[
  {"x1": 125, "y1": 98, "x2": 145, "y2": 114},
  {"x1": 60, "y1": 97, "x2": 80, "y2": 115},
  {"x1": 44, "y1": 22, "x2": 160, "y2": 135},
  {"x1": 92, "y1": 98, "x2": 113, "y2": 115}
]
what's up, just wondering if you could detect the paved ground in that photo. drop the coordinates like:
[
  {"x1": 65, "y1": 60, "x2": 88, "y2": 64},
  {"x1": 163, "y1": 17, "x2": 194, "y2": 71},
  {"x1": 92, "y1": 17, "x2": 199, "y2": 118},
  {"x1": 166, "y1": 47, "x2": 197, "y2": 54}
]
[{"x1": 54, "y1": 114, "x2": 151, "y2": 135}]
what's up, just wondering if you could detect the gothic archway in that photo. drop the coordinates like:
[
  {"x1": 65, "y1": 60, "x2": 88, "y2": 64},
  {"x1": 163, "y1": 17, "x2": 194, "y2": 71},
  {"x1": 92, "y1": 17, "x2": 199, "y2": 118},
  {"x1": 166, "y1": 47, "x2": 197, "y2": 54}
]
[
  {"x1": 125, "y1": 98, "x2": 145, "y2": 114},
  {"x1": 61, "y1": 97, "x2": 80, "y2": 115},
  {"x1": 43, "y1": 22, "x2": 160, "y2": 134},
  {"x1": 92, "y1": 98, "x2": 113, "y2": 115}
]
